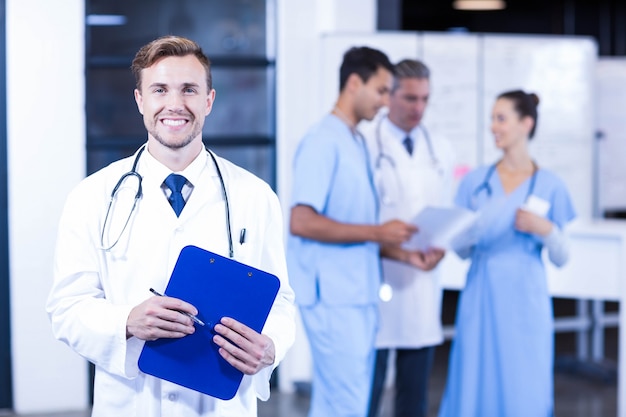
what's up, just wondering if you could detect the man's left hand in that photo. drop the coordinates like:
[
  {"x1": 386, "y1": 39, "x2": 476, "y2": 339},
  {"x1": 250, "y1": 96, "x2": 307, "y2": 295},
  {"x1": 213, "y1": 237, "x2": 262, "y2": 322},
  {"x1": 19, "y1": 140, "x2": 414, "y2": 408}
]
[{"x1": 212, "y1": 317, "x2": 275, "y2": 375}]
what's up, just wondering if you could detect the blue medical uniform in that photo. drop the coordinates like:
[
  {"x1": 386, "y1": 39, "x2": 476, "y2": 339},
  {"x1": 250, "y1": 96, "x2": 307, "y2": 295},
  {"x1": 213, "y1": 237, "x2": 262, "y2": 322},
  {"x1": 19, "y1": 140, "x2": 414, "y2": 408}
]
[
  {"x1": 438, "y1": 165, "x2": 576, "y2": 417},
  {"x1": 287, "y1": 114, "x2": 381, "y2": 417}
]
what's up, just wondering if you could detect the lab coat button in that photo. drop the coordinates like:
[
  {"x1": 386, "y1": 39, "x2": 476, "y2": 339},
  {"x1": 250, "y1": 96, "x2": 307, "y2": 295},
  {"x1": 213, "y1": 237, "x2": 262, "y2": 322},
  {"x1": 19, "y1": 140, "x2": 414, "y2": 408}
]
[{"x1": 167, "y1": 392, "x2": 178, "y2": 401}]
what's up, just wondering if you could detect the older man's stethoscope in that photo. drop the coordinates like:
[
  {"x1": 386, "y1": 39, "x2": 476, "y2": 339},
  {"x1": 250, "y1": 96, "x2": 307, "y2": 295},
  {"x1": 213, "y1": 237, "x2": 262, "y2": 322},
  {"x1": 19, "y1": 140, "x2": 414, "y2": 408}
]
[
  {"x1": 375, "y1": 118, "x2": 442, "y2": 172},
  {"x1": 100, "y1": 145, "x2": 234, "y2": 257},
  {"x1": 374, "y1": 116, "x2": 444, "y2": 205},
  {"x1": 374, "y1": 116, "x2": 445, "y2": 301}
]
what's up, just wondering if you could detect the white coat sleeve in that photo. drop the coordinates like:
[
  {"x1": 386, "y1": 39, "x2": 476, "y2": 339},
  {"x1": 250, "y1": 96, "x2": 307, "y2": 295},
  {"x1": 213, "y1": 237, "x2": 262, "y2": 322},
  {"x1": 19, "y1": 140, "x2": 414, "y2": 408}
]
[
  {"x1": 46, "y1": 179, "x2": 142, "y2": 379},
  {"x1": 542, "y1": 224, "x2": 570, "y2": 267},
  {"x1": 250, "y1": 189, "x2": 296, "y2": 400}
]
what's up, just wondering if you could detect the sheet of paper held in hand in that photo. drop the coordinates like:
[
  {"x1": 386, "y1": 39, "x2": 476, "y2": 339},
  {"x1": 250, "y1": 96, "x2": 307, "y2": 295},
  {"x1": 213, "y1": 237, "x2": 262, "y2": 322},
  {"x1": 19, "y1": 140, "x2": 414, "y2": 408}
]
[{"x1": 403, "y1": 206, "x2": 480, "y2": 252}]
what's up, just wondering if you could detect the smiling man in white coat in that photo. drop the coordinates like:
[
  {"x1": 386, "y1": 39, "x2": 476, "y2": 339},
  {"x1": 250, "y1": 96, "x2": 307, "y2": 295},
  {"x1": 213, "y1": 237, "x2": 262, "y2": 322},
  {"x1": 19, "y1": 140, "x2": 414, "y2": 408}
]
[
  {"x1": 362, "y1": 59, "x2": 454, "y2": 417},
  {"x1": 46, "y1": 35, "x2": 295, "y2": 417}
]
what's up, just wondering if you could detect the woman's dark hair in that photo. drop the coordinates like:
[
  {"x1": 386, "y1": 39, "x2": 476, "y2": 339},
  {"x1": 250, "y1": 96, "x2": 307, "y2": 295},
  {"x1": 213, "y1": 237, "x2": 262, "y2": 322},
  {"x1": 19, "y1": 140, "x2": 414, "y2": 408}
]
[{"x1": 498, "y1": 90, "x2": 540, "y2": 139}]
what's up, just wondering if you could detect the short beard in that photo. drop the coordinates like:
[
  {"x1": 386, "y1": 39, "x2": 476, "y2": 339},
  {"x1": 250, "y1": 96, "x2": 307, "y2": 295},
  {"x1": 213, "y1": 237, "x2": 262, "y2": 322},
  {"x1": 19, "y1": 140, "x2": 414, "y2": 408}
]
[
  {"x1": 149, "y1": 129, "x2": 198, "y2": 149},
  {"x1": 146, "y1": 115, "x2": 202, "y2": 149}
]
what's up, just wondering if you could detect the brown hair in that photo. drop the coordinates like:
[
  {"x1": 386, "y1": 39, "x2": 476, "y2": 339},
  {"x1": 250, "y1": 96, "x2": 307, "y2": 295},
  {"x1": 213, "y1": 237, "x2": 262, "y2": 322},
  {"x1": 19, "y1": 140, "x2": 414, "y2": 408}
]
[
  {"x1": 131, "y1": 35, "x2": 212, "y2": 91},
  {"x1": 498, "y1": 90, "x2": 540, "y2": 139}
]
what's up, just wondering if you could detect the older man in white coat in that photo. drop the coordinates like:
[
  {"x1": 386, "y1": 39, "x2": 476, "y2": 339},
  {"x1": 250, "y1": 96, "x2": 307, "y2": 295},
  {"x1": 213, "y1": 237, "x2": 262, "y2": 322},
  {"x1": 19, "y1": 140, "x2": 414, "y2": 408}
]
[
  {"x1": 46, "y1": 36, "x2": 295, "y2": 417},
  {"x1": 362, "y1": 59, "x2": 454, "y2": 417}
]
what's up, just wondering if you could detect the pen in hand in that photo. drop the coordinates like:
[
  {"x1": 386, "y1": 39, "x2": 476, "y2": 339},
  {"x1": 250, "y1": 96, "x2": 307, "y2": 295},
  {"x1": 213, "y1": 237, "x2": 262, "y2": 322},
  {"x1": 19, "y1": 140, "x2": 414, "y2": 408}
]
[{"x1": 149, "y1": 288, "x2": 205, "y2": 326}]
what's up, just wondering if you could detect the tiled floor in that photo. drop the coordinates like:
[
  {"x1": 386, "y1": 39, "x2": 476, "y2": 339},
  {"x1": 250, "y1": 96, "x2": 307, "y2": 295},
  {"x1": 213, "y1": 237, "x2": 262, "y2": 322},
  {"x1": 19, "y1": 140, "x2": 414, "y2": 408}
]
[
  {"x1": 258, "y1": 337, "x2": 618, "y2": 417},
  {"x1": 2, "y1": 299, "x2": 619, "y2": 417},
  {"x1": 2, "y1": 340, "x2": 617, "y2": 417}
]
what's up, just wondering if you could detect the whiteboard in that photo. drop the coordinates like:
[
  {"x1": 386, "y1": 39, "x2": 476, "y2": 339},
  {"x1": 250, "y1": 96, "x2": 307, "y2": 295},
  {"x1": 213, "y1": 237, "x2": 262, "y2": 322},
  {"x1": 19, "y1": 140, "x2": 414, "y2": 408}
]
[
  {"x1": 481, "y1": 35, "x2": 597, "y2": 219},
  {"x1": 596, "y1": 58, "x2": 626, "y2": 212},
  {"x1": 319, "y1": 32, "x2": 597, "y2": 219},
  {"x1": 421, "y1": 32, "x2": 480, "y2": 173}
]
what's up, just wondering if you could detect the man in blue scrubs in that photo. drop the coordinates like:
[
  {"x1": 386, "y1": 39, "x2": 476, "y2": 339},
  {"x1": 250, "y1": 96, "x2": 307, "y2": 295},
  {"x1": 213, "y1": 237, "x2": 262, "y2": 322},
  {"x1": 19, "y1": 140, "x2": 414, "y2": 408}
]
[{"x1": 287, "y1": 46, "x2": 427, "y2": 417}]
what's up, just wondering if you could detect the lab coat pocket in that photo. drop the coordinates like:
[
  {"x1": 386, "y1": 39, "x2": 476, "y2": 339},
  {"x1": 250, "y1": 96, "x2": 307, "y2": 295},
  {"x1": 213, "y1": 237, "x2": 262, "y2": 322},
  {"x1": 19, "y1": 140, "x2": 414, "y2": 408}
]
[{"x1": 233, "y1": 226, "x2": 255, "y2": 264}]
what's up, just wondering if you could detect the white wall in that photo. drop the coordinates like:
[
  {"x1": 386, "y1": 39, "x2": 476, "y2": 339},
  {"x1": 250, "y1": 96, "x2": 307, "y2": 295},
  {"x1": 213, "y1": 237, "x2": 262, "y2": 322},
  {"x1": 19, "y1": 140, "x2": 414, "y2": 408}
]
[
  {"x1": 276, "y1": 0, "x2": 376, "y2": 203},
  {"x1": 7, "y1": 0, "x2": 88, "y2": 413}
]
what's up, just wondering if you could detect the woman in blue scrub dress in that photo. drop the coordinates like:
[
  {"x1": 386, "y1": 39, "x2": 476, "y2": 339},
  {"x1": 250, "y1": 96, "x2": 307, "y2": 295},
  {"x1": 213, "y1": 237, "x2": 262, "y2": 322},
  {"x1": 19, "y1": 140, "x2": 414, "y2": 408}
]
[{"x1": 438, "y1": 90, "x2": 576, "y2": 417}]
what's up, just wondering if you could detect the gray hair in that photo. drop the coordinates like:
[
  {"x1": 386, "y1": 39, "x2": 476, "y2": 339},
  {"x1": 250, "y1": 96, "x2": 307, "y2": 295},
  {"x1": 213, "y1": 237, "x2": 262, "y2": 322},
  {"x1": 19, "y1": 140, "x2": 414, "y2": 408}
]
[{"x1": 392, "y1": 59, "x2": 430, "y2": 91}]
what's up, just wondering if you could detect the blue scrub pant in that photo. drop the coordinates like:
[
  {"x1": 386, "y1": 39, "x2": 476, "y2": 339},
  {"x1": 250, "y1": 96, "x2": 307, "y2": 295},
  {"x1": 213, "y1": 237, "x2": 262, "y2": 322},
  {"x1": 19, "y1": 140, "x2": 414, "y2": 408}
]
[
  {"x1": 300, "y1": 303, "x2": 378, "y2": 417},
  {"x1": 367, "y1": 346, "x2": 436, "y2": 417}
]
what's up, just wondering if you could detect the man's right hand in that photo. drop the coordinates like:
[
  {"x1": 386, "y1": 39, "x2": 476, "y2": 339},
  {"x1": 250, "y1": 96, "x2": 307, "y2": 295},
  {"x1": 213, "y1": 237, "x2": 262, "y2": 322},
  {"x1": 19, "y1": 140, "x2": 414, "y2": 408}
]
[
  {"x1": 377, "y1": 219, "x2": 418, "y2": 245},
  {"x1": 126, "y1": 295, "x2": 197, "y2": 340}
]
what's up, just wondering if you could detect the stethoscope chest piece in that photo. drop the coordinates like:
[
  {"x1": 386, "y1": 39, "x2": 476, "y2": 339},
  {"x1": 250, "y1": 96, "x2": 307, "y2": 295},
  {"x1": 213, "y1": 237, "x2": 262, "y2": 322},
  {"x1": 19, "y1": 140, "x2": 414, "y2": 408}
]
[{"x1": 379, "y1": 282, "x2": 393, "y2": 302}]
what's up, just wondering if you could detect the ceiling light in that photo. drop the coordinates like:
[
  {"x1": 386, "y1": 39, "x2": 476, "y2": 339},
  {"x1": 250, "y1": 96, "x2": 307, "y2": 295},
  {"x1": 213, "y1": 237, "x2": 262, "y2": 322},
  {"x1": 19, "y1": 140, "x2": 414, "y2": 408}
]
[
  {"x1": 453, "y1": 0, "x2": 506, "y2": 11},
  {"x1": 86, "y1": 14, "x2": 127, "y2": 26}
]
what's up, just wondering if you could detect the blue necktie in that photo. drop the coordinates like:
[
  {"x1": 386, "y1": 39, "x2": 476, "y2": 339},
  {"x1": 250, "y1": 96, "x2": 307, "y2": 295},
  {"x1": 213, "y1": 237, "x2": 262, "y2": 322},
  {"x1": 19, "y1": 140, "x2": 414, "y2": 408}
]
[
  {"x1": 403, "y1": 136, "x2": 414, "y2": 156},
  {"x1": 164, "y1": 174, "x2": 187, "y2": 217}
]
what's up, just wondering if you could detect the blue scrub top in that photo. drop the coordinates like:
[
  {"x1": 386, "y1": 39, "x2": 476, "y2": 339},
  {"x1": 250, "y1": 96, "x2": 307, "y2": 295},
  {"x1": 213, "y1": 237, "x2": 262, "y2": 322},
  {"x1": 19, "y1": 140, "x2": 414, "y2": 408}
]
[
  {"x1": 287, "y1": 115, "x2": 381, "y2": 306},
  {"x1": 458, "y1": 165, "x2": 576, "y2": 252}
]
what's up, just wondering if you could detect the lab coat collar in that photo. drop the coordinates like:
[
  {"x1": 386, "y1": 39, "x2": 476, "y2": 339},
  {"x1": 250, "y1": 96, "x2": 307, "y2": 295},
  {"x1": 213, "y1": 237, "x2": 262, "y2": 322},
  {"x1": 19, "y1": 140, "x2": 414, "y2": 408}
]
[
  {"x1": 383, "y1": 116, "x2": 425, "y2": 147},
  {"x1": 135, "y1": 145, "x2": 222, "y2": 221},
  {"x1": 140, "y1": 144, "x2": 210, "y2": 187}
]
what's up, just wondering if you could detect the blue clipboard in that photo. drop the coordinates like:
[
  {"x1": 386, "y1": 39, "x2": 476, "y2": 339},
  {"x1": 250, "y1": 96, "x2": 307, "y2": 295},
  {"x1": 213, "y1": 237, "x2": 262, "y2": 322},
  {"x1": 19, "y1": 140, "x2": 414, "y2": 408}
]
[{"x1": 138, "y1": 245, "x2": 280, "y2": 400}]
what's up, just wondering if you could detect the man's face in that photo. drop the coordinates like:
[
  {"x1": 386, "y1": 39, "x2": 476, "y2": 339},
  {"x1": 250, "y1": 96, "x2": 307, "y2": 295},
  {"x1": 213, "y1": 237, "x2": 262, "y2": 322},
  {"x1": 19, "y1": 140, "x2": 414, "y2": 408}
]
[
  {"x1": 353, "y1": 67, "x2": 393, "y2": 122},
  {"x1": 388, "y1": 77, "x2": 430, "y2": 132},
  {"x1": 134, "y1": 55, "x2": 215, "y2": 150}
]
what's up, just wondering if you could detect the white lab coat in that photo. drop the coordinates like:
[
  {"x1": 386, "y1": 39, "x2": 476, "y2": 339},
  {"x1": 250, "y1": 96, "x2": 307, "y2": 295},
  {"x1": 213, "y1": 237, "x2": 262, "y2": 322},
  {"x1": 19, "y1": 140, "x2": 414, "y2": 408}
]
[
  {"x1": 362, "y1": 116, "x2": 454, "y2": 349},
  {"x1": 46, "y1": 147, "x2": 296, "y2": 417}
]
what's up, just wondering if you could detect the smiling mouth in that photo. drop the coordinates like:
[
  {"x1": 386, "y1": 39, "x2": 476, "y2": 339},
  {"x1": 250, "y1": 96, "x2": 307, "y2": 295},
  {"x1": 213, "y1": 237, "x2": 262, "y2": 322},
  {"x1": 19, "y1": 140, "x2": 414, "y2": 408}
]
[{"x1": 161, "y1": 119, "x2": 188, "y2": 127}]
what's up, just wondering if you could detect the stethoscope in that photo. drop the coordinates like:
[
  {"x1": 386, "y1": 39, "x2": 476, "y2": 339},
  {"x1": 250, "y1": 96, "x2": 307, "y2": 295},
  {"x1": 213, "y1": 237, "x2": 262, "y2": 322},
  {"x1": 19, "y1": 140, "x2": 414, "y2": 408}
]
[
  {"x1": 100, "y1": 145, "x2": 234, "y2": 258},
  {"x1": 373, "y1": 115, "x2": 444, "y2": 301},
  {"x1": 374, "y1": 116, "x2": 443, "y2": 176},
  {"x1": 374, "y1": 116, "x2": 444, "y2": 205},
  {"x1": 471, "y1": 160, "x2": 538, "y2": 208}
]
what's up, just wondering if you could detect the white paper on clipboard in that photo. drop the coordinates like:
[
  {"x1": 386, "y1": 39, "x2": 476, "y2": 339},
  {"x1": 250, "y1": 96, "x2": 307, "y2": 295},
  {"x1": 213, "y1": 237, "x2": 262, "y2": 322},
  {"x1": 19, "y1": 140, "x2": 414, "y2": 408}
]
[{"x1": 403, "y1": 206, "x2": 480, "y2": 252}]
